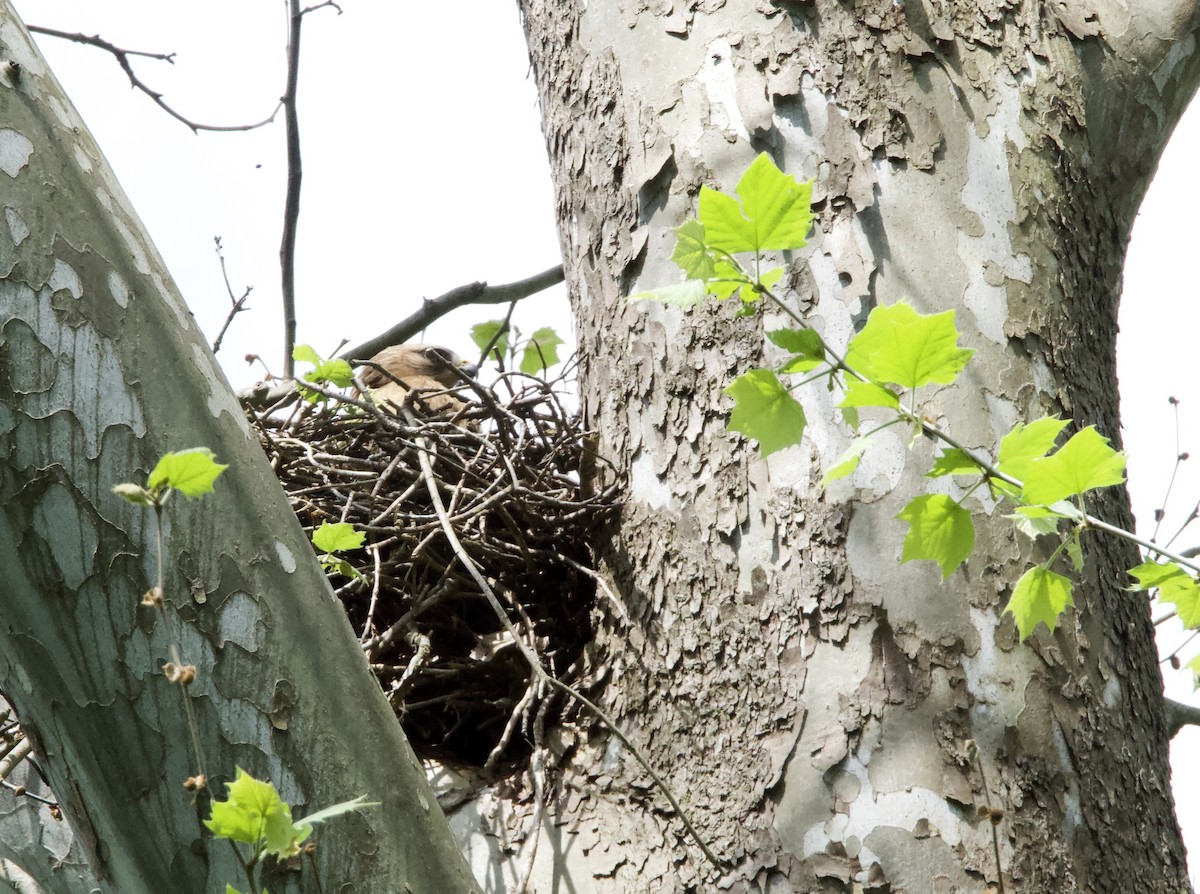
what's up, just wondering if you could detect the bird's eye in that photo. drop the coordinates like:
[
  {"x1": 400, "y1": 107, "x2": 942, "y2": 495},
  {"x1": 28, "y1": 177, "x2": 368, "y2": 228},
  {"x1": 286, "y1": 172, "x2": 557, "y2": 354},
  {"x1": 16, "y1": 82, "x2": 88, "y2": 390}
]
[{"x1": 424, "y1": 347, "x2": 453, "y2": 364}]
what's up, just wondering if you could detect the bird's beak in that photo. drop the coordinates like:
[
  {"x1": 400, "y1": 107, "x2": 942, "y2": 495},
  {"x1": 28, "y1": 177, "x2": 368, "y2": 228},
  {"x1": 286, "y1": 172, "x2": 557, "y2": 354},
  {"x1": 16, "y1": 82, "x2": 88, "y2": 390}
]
[{"x1": 459, "y1": 361, "x2": 480, "y2": 379}]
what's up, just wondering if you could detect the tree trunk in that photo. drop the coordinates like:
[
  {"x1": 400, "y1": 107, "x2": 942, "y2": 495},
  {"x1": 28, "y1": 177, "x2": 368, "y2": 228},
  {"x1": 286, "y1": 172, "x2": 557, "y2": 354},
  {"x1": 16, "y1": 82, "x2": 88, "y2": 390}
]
[
  {"x1": 487, "y1": 2, "x2": 1200, "y2": 890},
  {"x1": 0, "y1": 11, "x2": 476, "y2": 893}
]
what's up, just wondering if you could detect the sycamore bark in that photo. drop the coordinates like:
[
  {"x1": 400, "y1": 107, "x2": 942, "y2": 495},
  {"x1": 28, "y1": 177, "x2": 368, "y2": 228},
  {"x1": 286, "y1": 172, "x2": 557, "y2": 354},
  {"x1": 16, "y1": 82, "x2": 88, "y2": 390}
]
[
  {"x1": 0, "y1": 11, "x2": 476, "y2": 894},
  {"x1": 464, "y1": 1, "x2": 1200, "y2": 890}
]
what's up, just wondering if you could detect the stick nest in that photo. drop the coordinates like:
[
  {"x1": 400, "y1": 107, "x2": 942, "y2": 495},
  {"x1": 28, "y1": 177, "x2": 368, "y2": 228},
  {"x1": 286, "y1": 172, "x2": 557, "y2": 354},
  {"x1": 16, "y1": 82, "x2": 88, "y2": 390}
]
[{"x1": 250, "y1": 370, "x2": 618, "y2": 769}]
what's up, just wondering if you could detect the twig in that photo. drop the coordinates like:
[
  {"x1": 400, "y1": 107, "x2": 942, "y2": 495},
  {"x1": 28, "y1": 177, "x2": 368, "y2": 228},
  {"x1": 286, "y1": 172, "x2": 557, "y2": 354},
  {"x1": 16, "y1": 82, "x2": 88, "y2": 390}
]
[
  {"x1": 0, "y1": 737, "x2": 30, "y2": 782},
  {"x1": 969, "y1": 742, "x2": 1005, "y2": 894},
  {"x1": 26, "y1": 25, "x2": 281, "y2": 132},
  {"x1": 210, "y1": 237, "x2": 253, "y2": 355},
  {"x1": 514, "y1": 694, "x2": 550, "y2": 894}
]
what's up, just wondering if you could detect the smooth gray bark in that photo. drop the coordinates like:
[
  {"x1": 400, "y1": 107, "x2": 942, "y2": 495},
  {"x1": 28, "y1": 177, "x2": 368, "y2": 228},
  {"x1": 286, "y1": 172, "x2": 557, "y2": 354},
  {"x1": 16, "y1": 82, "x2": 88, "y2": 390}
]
[
  {"x1": 0, "y1": 10, "x2": 477, "y2": 893},
  {"x1": 456, "y1": 1, "x2": 1200, "y2": 891}
]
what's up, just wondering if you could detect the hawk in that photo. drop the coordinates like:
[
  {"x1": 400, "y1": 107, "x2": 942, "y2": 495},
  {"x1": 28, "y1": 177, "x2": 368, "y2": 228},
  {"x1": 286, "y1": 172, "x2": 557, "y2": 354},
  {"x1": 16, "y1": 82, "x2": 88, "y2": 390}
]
[{"x1": 357, "y1": 344, "x2": 479, "y2": 416}]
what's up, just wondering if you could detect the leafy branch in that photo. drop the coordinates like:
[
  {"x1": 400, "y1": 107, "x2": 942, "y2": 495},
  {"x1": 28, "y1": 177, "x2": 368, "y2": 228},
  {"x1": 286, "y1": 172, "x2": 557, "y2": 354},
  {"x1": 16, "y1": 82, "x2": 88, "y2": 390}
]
[{"x1": 632, "y1": 152, "x2": 1200, "y2": 650}]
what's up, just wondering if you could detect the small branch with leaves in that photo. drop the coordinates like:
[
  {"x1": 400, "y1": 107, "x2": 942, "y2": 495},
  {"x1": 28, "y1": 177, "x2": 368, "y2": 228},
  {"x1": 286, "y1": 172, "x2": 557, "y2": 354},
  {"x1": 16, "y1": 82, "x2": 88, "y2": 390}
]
[{"x1": 631, "y1": 152, "x2": 1200, "y2": 715}]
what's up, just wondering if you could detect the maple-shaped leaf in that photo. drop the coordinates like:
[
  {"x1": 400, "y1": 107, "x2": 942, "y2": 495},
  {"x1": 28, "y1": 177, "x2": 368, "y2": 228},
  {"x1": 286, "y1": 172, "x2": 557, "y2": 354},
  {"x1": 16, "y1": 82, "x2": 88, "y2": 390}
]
[
  {"x1": 839, "y1": 378, "x2": 900, "y2": 409},
  {"x1": 698, "y1": 153, "x2": 813, "y2": 254},
  {"x1": 520, "y1": 327, "x2": 565, "y2": 374},
  {"x1": 1006, "y1": 566, "x2": 1073, "y2": 640},
  {"x1": 896, "y1": 494, "x2": 974, "y2": 580},
  {"x1": 205, "y1": 768, "x2": 310, "y2": 858},
  {"x1": 312, "y1": 521, "x2": 365, "y2": 555},
  {"x1": 1129, "y1": 560, "x2": 1200, "y2": 628},
  {"x1": 769, "y1": 327, "x2": 825, "y2": 373},
  {"x1": 821, "y1": 436, "x2": 872, "y2": 488},
  {"x1": 147, "y1": 448, "x2": 228, "y2": 499},
  {"x1": 926, "y1": 447, "x2": 982, "y2": 479},
  {"x1": 672, "y1": 219, "x2": 717, "y2": 280},
  {"x1": 844, "y1": 302, "x2": 974, "y2": 390},
  {"x1": 628, "y1": 280, "x2": 708, "y2": 307},
  {"x1": 996, "y1": 416, "x2": 1069, "y2": 481},
  {"x1": 1020, "y1": 426, "x2": 1126, "y2": 506},
  {"x1": 725, "y1": 369, "x2": 806, "y2": 457},
  {"x1": 1007, "y1": 505, "x2": 1070, "y2": 539}
]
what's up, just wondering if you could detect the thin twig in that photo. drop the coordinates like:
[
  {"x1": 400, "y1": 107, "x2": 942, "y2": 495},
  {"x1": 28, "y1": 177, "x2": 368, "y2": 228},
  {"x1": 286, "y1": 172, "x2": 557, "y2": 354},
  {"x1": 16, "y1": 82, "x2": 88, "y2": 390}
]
[
  {"x1": 26, "y1": 25, "x2": 281, "y2": 132},
  {"x1": 210, "y1": 237, "x2": 253, "y2": 355}
]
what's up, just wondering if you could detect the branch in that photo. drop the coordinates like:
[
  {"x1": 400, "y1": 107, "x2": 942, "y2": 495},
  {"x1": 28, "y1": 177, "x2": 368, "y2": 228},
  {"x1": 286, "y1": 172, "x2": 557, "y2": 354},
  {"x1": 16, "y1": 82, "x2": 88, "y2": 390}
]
[
  {"x1": 26, "y1": 26, "x2": 281, "y2": 133},
  {"x1": 278, "y1": 0, "x2": 304, "y2": 378},
  {"x1": 1164, "y1": 697, "x2": 1200, "y2": 738},
  {"x1": 237, "y1": 265, "x2": 565, "y2": 410},
  {"x1": 341, "y1": 264, "x2": 565, "y2": 363}
]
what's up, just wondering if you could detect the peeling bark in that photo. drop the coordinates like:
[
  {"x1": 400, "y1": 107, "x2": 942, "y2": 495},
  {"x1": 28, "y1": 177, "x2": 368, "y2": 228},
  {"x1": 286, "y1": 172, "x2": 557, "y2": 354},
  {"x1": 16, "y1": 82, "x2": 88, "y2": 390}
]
[
  {"x1": 0, "y1": 11, "x2": 476, "y2": 893},
  {"x1": 472, "y1": 1, "x2": 1200, "y2": 891}
]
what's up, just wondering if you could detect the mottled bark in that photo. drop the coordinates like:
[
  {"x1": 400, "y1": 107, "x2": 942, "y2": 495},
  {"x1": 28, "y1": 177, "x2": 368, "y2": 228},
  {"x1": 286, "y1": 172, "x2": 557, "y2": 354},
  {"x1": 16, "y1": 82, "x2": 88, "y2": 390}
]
[
  {"x1": 464, "y1": 1, "x2": 1200, "y2": 891},
  {"x1": 0, "y1": 11, "x2": 476, "y2": 894}
]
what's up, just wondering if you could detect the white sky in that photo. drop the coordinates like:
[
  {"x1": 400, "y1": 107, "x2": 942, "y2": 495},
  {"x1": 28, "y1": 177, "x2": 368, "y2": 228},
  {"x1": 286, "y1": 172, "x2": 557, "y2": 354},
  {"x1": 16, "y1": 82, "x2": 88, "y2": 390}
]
[{"x1": 15, "y1": 0, "x2": 1200, "y2": 876}]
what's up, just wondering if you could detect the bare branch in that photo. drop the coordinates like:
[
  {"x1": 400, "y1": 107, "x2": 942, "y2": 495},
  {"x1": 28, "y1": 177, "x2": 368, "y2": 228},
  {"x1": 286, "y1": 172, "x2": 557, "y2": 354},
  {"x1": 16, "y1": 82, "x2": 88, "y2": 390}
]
[
  {"x1": 26, "y1": 25, "x2": 281, "y2": 133},
  {"x1": 342, "y1": 264, "x2": 565, "y2": 363},
  {"x1": 210, "y1": 237, "x2": 253, "y2": 355},
  {"x1": 278, "y1": 0, "x2": 305, "y2": 378},
  {"x1": 301, "y1": 1, "x2": 343, "y2": 15},
  {"x1": 1165, "y1": 697, "x2": 1200, "y2": 738}
]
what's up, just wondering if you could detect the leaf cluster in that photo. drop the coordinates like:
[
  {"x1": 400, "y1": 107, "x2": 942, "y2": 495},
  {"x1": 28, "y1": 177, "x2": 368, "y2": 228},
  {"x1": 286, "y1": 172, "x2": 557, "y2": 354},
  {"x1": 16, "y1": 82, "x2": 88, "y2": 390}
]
[
  {"x1": 629, "y1": 152, "x2": 1195, "y2": 644},
  {"x1": 207, "y1": 768, "x2": 377, "y2": 894}
]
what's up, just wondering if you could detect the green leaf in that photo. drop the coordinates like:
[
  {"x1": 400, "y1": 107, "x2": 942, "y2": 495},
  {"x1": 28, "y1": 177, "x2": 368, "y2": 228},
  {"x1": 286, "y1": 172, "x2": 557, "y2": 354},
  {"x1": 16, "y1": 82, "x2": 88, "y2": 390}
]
[
  {"x1": 147, "y1": 448, "x2": 228, "y2": 499},
  {"x1": 709, "y1": 257, "x2": 748, "y2": 300},
  {"x1": 997, "y1": 416, "x2": 1069, "y2": 481},
  {"x1": 926, "y1": 447, "x2": 982, "y2": 479},
  {"x1": 844, "y1": 302, "x2": 974, "y2": 390},
  {"x1": 1129, "y1": 560, "x2": 1200, "y2": 627},
  {"x1": 226, "y1": 886, "x2": 247, "y2": 894},
  {"x1": 821, "y1": 436, "x2": 872, "y2": 488},
  {"x1": 628, "y1": 280, "x2": 708, "y2": 307},
  {"x1": 470, "y1": 320, "x2": 510, "y2": 359},
  {"x1": 725, "y1": 369, "x2": 806, "y2": 457},
  {"x1": 112, "y1": 482, "x2": 153, "y2": 506},
  {"x1": 769, "y1": 328, "x2": 825, "y2": 373},
  {"x1": 294, "y1": 344, "x2": 355, "y2": 392},
  {"x1": 671, "y1": 219, "x2": 717, "y2": 280},
  {"x1": 1007, "y1": 505, "x2": 1068, "y2": 539},
  {"x1": 839, "y1": 378, "x2": 900, "y2": 409},
  {"x1": 313, "y1": 521, "x2": 365, "y2": 554},
  {"x1": 1020, "y1": 426, "x2": 1126, "y2": 505},
  {"x1": 1005, "y1": 566, "x2": 1073, "y2": 640},
  {"x1": 759, "y1": 266, "x2": 785, "y2": 292},
  {"x1": 519, "y1": 327, "x2": 565, "y2": 374},
  {"x1": 896, "y1": 494, "x2": 975, "y2": 580},
  {"x1": 292, "y1": 344, "x2": 321, "y2": 366},
  {"x1": 1129, "y1": 559, "x2": 1189, "y2": 591},
  {"x1": 698, "y1": 153, "x2": 813, "y2": 254},
  {"x1": 205, "y1": 768, "x2": 308, "y2": 858},
  {"x1": 1065, "y1": 533, "x2": 1084, "y2": 572}
]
